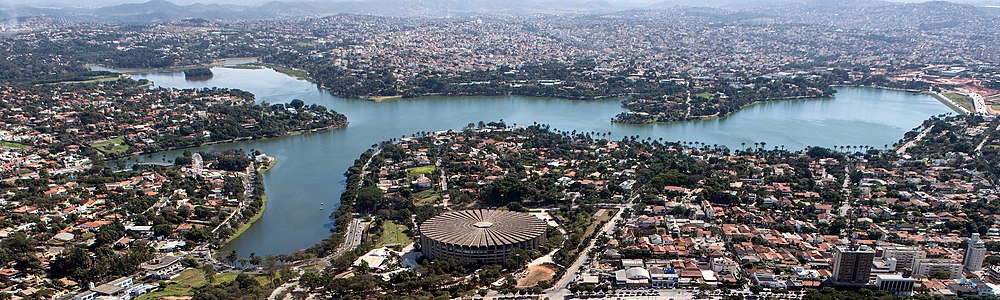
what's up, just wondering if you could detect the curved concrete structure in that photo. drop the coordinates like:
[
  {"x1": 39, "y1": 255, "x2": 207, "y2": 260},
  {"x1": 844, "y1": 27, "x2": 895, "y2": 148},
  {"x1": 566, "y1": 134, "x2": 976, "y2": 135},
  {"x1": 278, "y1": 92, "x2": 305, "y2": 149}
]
[{"x1": 419, "y1": 209, "x2": 547, "y2": 263}]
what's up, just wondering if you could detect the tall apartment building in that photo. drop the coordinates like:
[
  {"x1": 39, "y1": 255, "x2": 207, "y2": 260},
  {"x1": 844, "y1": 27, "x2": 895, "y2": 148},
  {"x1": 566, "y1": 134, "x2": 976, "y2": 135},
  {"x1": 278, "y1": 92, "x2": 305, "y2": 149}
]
[
  {"x1": 832, "y1": 245, "x2": 876, "y2": 285},
  {"x1": 965, "y1": 233, "x2": 987, "y2": 272}
]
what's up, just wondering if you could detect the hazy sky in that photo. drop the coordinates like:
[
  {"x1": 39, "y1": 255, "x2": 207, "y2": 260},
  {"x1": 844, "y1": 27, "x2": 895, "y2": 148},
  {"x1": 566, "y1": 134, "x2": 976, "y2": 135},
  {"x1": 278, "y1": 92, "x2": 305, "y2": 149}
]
[{"x1": 3, "y1": 0, "x2": 993, "y2": 9}]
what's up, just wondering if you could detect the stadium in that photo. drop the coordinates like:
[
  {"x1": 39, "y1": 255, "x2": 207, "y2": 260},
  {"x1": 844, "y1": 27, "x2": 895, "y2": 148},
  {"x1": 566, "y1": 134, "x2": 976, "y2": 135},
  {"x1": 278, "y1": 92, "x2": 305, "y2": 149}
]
[{"x1": 418, "y1": 209, "x2": 548, "y2": 263}]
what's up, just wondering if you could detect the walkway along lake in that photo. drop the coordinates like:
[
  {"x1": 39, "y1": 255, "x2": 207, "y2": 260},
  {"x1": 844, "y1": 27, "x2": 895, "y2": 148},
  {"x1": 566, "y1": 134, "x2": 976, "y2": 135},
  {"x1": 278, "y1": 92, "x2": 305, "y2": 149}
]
[{"x1": 123, "y1": 66, "x2": 953, "y2": 257}]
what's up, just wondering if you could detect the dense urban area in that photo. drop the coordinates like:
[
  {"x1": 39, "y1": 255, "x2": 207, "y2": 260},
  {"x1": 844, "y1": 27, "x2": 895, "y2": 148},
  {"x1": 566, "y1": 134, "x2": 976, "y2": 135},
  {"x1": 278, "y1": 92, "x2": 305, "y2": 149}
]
[{"x1": 1, "y1": 0, "x2": 1000, "y2": 299}]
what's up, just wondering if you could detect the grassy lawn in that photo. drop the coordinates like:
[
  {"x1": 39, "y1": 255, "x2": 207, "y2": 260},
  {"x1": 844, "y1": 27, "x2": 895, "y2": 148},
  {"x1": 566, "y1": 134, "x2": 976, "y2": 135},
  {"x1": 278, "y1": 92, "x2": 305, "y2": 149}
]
[
  {"x1": 135, "y1": 269, "x2": 207, "y2": 300},
  {"x1": 211, "y1": 272, "x2": 238, "y2": 285},
  {"x1": 412, "y1": 189, "x2": 438, "y2": 201},
  {"x1": 136, "y1": 269, "x2": 248, "y2": 300},
  {"x1": 377, "y1": 220, "x2": 412, "y2": 247},
  {"x1": 582, "y1": 209, "x2": 613, "y2": 239},
  {"x1": 406, "y1": 165, "x2": 437, "y2": 175},
  {"x1": 992, "y1": 105, "x2": 1000, "y2": 112},
  {"x1": 257, "y1": 63, "x2": 309, "y2": 80},
  {"x1": 944, "y1": 92, "x2": 975, "y2": 111},
  {"x1": 50, "y1": 75, "x2": 126, "y2": 85},
  {"x1": 91, "y1": 137, "x2": 130, "y2": 155},
  {"x1": 223, "y1": 64, "x2": 264, "y2": 70},
  {"x1": 694, "y1": 92, "x2": 713, "y2": 99},
  {"x1": 413, "y1": 194, "x2": 440, "y2": 206},
  {"x1": 0, "y1": 141, "x2": 29, "y2": 149}
]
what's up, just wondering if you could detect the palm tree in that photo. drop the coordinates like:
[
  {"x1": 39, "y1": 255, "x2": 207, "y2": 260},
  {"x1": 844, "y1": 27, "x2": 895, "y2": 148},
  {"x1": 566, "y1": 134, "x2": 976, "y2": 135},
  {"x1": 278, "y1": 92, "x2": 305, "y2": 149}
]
[{"x1": 249, "y1": 253, "x2": 261, "y2": 268}]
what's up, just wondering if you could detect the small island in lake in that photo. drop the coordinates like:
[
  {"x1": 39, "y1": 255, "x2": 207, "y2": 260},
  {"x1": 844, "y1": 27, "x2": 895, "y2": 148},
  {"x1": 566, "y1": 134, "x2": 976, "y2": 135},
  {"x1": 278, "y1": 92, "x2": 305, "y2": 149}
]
[{"x1": 183, "y1": 67, "x2": 214, "y2": 80}]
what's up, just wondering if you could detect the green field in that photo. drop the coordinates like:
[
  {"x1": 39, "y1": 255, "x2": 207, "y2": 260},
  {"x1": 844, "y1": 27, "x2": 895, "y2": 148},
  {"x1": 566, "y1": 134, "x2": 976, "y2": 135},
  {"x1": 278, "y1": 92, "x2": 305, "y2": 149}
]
[
  {"x1": 413, "y1": 194, "x2": 440, "y2": 206},
  {"x1": 135, "y1": 269, "x2": 250, "y2": 300},
  {"x1": 412, "y1": 189, "x2": 438, "y2": 200},
  {"x1": 944, "y1": 93, "x2": 975, "y2": 111},
  {"x1": 694, "y1": 92, "x2": 713, "y2": 99},
  {"x1": 135, "y1": 269, "x2": 206, "y2": 300},
  {"x1": 223, "y1": 64, "x2": 264, "y2": 70},
  {"x1": 0, "y1": 141, "x2": 29, "y2": 149},
  {"x1": 257, "y1": 63, "x2": 309, "y2": 80},
  {"x1": 91, "y1": 137, "x2": 130, "y2": 155},
  {"x1": 992, "y1": 105, "x2": 1000, "y2": 112},
  {"x1": 406, "y1": 165, "x2": 437, "y2": 175},
  {"x1": 51, "y1": 75, "x2": 126, "y2": 85},
  {"x1": 377, "y1": 220, "x2": 412, "y2": 247}
]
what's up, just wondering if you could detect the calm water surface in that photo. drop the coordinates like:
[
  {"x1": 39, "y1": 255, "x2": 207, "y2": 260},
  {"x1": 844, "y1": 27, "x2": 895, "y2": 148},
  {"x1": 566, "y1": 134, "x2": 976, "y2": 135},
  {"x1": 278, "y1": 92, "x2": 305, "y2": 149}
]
[{"x1": 124, "y1": 66, "x2": 952, "y2": 257}]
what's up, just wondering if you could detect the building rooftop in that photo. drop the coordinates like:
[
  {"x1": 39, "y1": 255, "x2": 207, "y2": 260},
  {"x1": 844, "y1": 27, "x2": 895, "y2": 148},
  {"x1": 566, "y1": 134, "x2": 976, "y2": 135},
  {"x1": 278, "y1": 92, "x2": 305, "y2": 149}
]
[{"x1": 419, "y1": 209, "x2": 547, "y2": 247}]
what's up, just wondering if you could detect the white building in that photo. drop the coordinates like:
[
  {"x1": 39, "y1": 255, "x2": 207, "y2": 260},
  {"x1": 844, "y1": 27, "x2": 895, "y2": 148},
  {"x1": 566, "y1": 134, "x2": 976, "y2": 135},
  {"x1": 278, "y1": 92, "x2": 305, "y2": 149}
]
[
  {"x1": 614, "y1": 267, "x2": 651, "y2": 287},
  {"x1": 875, "y1": 274, "x2": 915, "y2": 296},
  {"x1": 710, "y1": 257, "x2": 740, "y2": 274},
  {"x1": 965, "y1": 233, "x2": 987, "y2": 271},
  {"x1": 141, "y1": 255, "x2": 184, "y2": 280},
  {"x1": 881, "y1": 246, "x2": 925, "y2": 272},
  {"x1": 913, "y1": 258, "x2": 964, "y2": 279}
]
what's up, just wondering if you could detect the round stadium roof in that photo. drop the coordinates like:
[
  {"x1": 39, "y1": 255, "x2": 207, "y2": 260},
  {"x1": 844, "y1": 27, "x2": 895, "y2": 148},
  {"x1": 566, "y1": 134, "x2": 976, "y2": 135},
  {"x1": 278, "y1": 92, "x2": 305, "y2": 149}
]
[{"x1": 420, "y1": 209, "x2": 548, "y2": 247}]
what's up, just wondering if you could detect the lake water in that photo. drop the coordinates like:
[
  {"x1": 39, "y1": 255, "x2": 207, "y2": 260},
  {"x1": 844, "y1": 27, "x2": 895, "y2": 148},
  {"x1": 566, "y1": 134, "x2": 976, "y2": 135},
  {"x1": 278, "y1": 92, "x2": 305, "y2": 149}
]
[{"x1": 125, "y1": 66, "x2": 953, "y2": 257}]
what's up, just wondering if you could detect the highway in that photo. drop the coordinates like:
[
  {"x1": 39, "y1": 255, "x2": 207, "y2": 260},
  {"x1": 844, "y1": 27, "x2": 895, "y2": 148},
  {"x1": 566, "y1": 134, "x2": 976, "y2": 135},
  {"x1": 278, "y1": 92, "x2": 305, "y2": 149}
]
[{"x1": 958, "y1": 88, "x2": 989, "y2": 115}]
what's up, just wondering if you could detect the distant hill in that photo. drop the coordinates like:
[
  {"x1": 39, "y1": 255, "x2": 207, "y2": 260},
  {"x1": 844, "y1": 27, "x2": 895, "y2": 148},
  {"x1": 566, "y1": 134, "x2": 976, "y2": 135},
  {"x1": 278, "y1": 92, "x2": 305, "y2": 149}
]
[{"x1": 1, "y1": 0, "x2": 998, "y2": 23}]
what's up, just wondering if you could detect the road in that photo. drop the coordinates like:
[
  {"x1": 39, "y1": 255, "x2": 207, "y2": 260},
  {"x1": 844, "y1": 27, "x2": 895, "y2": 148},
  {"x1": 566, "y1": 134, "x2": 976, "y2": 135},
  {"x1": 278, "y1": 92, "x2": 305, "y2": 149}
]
[
  {"x1": 975, "y1": 121, "x2": 1000, "y2": 153},
  {"x1": 896, "y1": 125, "x2": 933, "y2": 155},
  {"x1": 332, "y1": 218, "x2": 366, "y2": 258},
  {"x1": 436, "y1": 159, "x2": 450, "y2": 208},
  {"x1": 546, "y1": 198, "x2": 635, "y2": 299},
  {"x1": 958, "y1": 88, "x2": 989, "y2": 115}
]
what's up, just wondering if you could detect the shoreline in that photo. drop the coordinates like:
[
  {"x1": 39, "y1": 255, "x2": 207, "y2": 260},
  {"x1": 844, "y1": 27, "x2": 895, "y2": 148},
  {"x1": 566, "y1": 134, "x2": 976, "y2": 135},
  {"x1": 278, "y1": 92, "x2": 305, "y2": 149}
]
[
  {"x1": 222, "y1": 194, "x2": 268, "y2": 246},
  {"x1": 258, "y1": 156, "x2": 278, "y2": 173},
  {"x1": 928, "y1": 91, "x2": 970, "y2": 115},
  {"x1": 117, "y1": 123, "x2": 346, "y2": 162},
  {"x1": 616, "y1": 85, "x2": 952, "y2": 125},
  {"x1": 87, "y1": 57, "x2": 259, "y2": 74}
]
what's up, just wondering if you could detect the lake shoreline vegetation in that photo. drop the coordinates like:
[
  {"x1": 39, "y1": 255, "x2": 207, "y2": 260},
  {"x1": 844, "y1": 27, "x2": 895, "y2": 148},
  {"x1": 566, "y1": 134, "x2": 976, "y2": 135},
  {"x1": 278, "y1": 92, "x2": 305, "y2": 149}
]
[
  {"x1": 97, "y1": 59, "x2": 945, "y2": 124},
  {"x1": 1, "y1": 79, "x2": 348, "y2": 162}
]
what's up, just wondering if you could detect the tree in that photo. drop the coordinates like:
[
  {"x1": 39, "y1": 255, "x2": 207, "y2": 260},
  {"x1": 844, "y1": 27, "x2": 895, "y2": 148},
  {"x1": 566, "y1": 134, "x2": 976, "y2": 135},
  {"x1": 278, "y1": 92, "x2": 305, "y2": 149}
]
[
  {"x1": 355, "y1": 186, "x2": 384, "y2": 214},
  {"x1": 225, "y1": 250, "x2": 239, "y2": 267},
  {"x1": 249, "y1": 253, "x2": 261, "y2": 268},
  {"x1": 930, "y1": 270, "x2": 951, "y2": 279},
  {"x1": 289, "y1": 99, "x2": 305, "y2": 109},
  {"x1": 202, "y1": 264, "x2": 217, "y2": 282},
  {"x1": 483, "y1": 175, "x2": 529, "y2": 207},
  {"x1": 153, "y1": 224, "x2": 174, "y2": 237}
]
